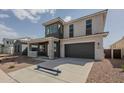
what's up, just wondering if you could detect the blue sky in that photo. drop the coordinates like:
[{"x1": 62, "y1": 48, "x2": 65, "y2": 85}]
[{"x1": 0, "y1": 9, "x2": 123, "y2": 48}]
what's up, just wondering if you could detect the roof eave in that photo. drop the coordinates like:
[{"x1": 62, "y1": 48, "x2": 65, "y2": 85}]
[{"x1": 42, "y1": 17, "x2": 65, "y2": 26}]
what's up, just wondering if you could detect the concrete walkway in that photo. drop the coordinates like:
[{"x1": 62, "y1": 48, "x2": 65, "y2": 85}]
[
  {"x1": 8, "y1": 58, "x2": 94, "y2": 83},
  {"x1": 0, "y1": 69, "x2": 16, "y2": 83}
]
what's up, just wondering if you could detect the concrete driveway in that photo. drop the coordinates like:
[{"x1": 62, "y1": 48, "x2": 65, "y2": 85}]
[
  {"x1": 8, "y1": 58, "x2": 94, "y2": 83},
  {"x1": 0, "y1": 69, "x2": 16, "y2": 83}
]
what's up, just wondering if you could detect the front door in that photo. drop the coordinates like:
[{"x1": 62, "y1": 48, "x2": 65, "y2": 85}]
[
  {"x1": 38, "y1": 43, "x2": 48, "y2": 56},
  {"x1": 54, "y1": 41, "x2": 60, "y2": 58}
]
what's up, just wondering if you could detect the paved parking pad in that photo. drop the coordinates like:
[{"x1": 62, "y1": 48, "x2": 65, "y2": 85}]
[{"x1": 8, "y1": 58, "x2": 94, "y2": 83}]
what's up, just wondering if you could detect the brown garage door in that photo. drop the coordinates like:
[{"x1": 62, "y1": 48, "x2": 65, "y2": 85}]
[
  {"x1": 65, "y1": 42, "x2": 95, "y2": 59},
  {"x1": 113, "y1": 49, "x2": 121, "y2": 59}
]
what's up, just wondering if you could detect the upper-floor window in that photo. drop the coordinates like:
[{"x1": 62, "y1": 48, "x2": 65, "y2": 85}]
[
  {"x1": 46, "y1": 27, "x2": 50, "y2": 35},
  {"x1": 46, "y1": 24, "x2": 58, "y2": 35},
  {"x1": 6, "y1": 41, "x2": 9, "y2": 44},
  {"x1": 69, "y1": 24, "x2": 74, "y2": 37},
  {"x1": 45, "y1": 22, "x2": 63, "y2": 39},
  {"x1": 58, "y1": 24, "x2": 62, "y2": 34},
  {"x1": 86, "y1": 19, "x2": 92, "y2": 35}
]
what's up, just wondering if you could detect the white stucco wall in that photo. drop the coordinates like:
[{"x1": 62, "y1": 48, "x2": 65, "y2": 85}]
[
  {"x1": 64, "y1": 13, "x2": 105, "y2": 38},
  {"x1": 60, "y1": 36, "x2": 104, "y2": 60}
]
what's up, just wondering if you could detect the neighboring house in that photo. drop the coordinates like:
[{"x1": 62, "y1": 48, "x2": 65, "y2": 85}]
[
  {"x1": 110, "y1": 37, "x2": 124, "y2": 59},
  {"x1": 3, "y1": 37, "x2": 30, "y2": 55},
  {"x1": 28, "y1": 10, "x2": 108, "y2": 60},
  {"x1": 3, "y1": 38, "x2": 14, "y2": 54}
]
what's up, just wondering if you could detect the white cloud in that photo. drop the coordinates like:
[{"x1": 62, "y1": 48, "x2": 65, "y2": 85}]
[
  {"x1": 0, "y1": 14, "x2": 10, "y2": 18},
  {"x1": 10, "y1": 9, "x2": 56, "y2": 23},
  {"x1": 28, "y1": 9, "x2": 56, "y2": 16},
  {"x1": 64, "y1": 16, "x2": 72, "y2": 22},
  {"x1": 0, "y1": 24, "x2": 18, "y2": 43}
]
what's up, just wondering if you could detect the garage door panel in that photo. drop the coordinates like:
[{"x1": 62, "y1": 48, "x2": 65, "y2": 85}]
[{"x1": 65, "y1": 42, "x2": 95, "y2": 59}]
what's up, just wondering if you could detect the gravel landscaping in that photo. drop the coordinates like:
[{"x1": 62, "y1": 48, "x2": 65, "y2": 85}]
[
  {"x1": 0, "y1": 55, "x2": 42, "y2": 73},
  {"x1": 87, "y1": 59, "x2": 124, "y2": 83}
]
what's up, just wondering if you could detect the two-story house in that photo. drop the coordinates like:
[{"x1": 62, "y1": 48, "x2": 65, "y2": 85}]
[{"x1": 28, "y1": 10, "x2": 108, "y2": 60}]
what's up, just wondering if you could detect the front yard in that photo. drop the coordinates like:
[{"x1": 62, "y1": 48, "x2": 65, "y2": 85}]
[
  {"x1": 87, "y1": 59, "x2": 124, "y2": 83},
  {"x1": 0, "y1": 54, "x2": 41, "y2": 73},
  {"x1": 1, "y1": 54, "x2": 124, "y2": 83}
]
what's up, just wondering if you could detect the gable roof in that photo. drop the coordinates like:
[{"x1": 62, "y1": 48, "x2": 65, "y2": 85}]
[{"x1": 111, "y1": 37, "x2": 124, "y2": 47}]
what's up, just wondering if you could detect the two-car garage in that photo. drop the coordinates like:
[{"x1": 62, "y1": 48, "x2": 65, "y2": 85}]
[
  {"x1": 60, "y1": 33, "x2": 108, "y2": 60},
  {"x1": 65, "y1": 42, "x2": 95, "y2": 59}
]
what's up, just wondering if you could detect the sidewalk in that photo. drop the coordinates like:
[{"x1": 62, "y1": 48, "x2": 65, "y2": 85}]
[{"x1": 0, "y1": 69, "x2": 16, "y2": 83}]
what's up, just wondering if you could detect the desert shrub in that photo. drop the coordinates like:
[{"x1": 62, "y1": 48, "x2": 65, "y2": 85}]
[{"x1": 8, "y1": 65, "x2": 15, "y2": 69}]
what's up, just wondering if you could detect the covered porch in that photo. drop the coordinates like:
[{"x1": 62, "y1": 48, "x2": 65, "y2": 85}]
[{"x1": 27, "y1": 37, "x2": 60, "y2": 59}]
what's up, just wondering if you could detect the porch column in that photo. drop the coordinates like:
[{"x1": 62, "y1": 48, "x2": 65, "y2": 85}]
[
  {"x1": 37, "y1": 44, "x2": 40, "y2": 54},
  {"x1": 48, "y1": 39, "x2": 54, "y2": 59},
  {"x1": 28, "y1": 43, "x2": 31, "y2": 56}
]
